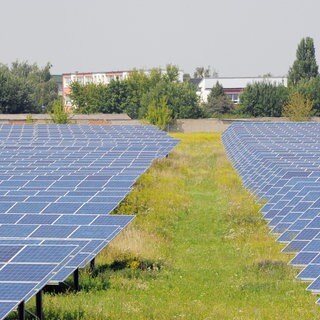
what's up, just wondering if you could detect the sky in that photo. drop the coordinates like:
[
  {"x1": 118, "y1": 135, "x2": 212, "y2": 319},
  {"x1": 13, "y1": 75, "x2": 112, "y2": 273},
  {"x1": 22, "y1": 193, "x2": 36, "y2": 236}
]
[{"x1": 1, "y1": 0, "x2": 320, "y2": 77}]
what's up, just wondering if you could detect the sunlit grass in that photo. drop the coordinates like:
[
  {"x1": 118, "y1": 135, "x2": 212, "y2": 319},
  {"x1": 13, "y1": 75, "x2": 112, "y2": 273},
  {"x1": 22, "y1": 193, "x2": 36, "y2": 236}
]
[{"x1": 12, "y1": 133, "x2": 320, "y2": 320}]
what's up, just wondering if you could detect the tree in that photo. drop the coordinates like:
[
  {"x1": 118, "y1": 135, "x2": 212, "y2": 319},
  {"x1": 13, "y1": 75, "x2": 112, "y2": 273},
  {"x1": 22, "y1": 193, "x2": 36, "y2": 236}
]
[
  {"x1": 125, "y1": 70, "x2": 150, "y2": 119},
  {"x1": 68, "y1": 64, "x2": 202, "y2": 119},
  {"x1": 288, "y1": 37, "x2": 319, "y2": 86},
  {"x1": 100, "y1": 79, "x2": 129, "y2": 113},
  {"x1": 50, "y1": 98, "x2": 71, "y2": 123},
  {"x1": 0, "y1": 60, "x2": 59, "y2": 113},
  {"x1": 69, "y1": 81, "x2": 104, "y2": 114},
  {"x1": 193, "y1": 66, "x2": 218, "y2": 79},
  {"x1": 239, "y1": 81, "x2": 289, "y2": 117},
  {"x1": 205, "y1": 81, "x2": 234, "y2": 115},
  {"x1": 0, "y1": 64, "x2": 34, "y2": 114},
  {"x1": 294, "y1": 76, "x2": 320, "y2": 115},
  {"x1": 183, "y1": 73, "x2": 191, "y2": 83},
  {"x1": 282, "y1": 92, "x2": 313, "y2": 121},
  {"x1": 194, "y1": 67, "x2": 208, "y2": 79},
  {"x1": 140, "y1": 77, "x2": 202, "y2": 119},
  {"x1": 210, "y1": 81, "x2": 224, "y2": 98},
  {"x1": 10, "y1": 61, "x2": 58, "y2": 112},
  {"x1": 146, "y1": 97, "x2": 172, "y2": 130}
]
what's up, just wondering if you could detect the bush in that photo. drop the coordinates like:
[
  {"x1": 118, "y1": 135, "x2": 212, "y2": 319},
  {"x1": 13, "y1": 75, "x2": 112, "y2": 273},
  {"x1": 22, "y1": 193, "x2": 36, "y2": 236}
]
[
  {"x1": 239, "y1": 82, "x2": 288, "y2": 117},
  {"x1": 146, "y1": 98, "x2": 172, "y2": 130},
  {"x1": 50, "y1": 99, "x2": 71, "y2": 124},
  {"x1": 204, "y1": 81, "x2": 234, "y2": 116},
  {"x1": 282, "y1": 92, "x2": 313, "y2": 121},
  {"x1": 294, "y1": 76, "x2": 320, "y2": 115}
]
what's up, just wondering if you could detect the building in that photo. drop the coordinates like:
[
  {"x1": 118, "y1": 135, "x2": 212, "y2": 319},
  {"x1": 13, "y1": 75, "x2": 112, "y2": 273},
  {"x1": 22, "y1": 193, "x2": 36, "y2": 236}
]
[
  {"x1": 197, "y1": 77, "x2": 288, "y2": 104},
  {"x1": 62, "y1": 69, "x2": 184, "y2": 108},
  {"x1": 62, "y1": 70, "x2": 131, "y2": 108}
]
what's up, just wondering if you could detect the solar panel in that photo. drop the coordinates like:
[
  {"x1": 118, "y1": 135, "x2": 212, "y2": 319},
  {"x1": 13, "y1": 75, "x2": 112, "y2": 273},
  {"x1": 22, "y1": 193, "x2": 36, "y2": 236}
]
[
  {"x1": 0, "y1": 124, "x2": 178, "y2": 318},
  {"x1": 222, "y1": 122, "x2": 320, "y2": 303},
  {"x1": 0, "y1": 244, "x2": 77, "y2": 319}
]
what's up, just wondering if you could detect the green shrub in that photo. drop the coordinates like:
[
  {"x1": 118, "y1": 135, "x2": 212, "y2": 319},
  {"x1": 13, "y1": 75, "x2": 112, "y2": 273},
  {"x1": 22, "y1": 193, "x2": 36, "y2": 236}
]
[
  {"x1": 239, "y1": 81, "x2": 288, "y2": 117},
  {"x1": 282, "y1": 92, "x2": 313, "y2": 121},
  {"x1": 146, "y1": 98, "x2": 172, "y2": 130},
  {"x1": 50, "y1": 99, "x2": 71, "y2": 124}
]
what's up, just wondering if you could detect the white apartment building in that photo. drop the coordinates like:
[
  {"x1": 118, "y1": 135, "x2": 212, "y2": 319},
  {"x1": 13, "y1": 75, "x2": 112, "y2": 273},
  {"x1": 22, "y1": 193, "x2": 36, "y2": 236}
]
[{"x1": 198, "y1": 77, "x2": 288, "y2": 104}]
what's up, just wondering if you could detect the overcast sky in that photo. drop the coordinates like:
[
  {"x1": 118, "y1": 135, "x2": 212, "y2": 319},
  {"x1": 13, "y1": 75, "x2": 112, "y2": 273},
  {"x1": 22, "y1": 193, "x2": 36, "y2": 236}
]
[{"x1": 1, "y1": 0, "x2": 320, "y2": 77}]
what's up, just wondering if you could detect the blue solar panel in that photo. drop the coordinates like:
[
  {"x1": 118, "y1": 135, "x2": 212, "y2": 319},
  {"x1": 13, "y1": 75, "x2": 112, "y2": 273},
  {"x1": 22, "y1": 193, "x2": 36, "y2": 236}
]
[
  {"x1": 8, "y1": 202, "x2": 48, "y2": 214},
  {"x1": 30, "y1": 225, "x2": 78, "y2": 238},
  {"x1": 57, "y1": 196, "x2": 91, "y2": 203},
  {"x1": 306, "y1": 218, "x2": 320, "y2": 229},
  {"x1": 277, "y1": 231, "x2": 298, "y2": 242},
  {"x1": 0, "y1": 225, "x2": 37, "y2": 237},
  {"x1": 302, "y1": 240, "x2": 320, "y2": 252},
  {"x1": 0, "y1": 203, "x2": 15, "y2": 213},
  {"x1": 304, "y1": 192, "x2": 320, "y2": 201},
  {"x1": 0, "y1": 124, "x2": 178, "y2": 317},
  {"x1": 25, "y1": 196, "x2": 59, "y2": 202},
  {"x1": 295, "y1": 229, "x2": 320, "y2": 241},
  {"x1": 297, "y1": 264, "x2": 320, "y2": 280},
  {"x1": 18, "y1": 214, "x2": 60, "y2": 224},
  {"x1": 43, "y1": 203, "x2": 83, "y2": 214},
  {"x1": 50, "y1": 180, "x2": 80, "y2": 188},
  {"x1": 0, "y1": 262, "x2": 58, "y2": 281},
  {"x1": 289, "y1": 219, "x2": 310, "y2": 231},
  {"x1": 50, "y1": 266, "x2": 75, "y2": 283},
  {"x1": 24, "y1": 180, "x2": 54, "y2": 188},
  {"x1": 307, "y1": 277, "x2": 320, "y2": 292},
  {"x1": 0, "y1": 214, "x2": 23, "y2": 224},
  {"x1": 54, "y1": 214, "x2": 96, "y2": 225},
  {"x1": 76, "y1": 203, "x2": 116, "y2": 214},
  {"x1": 222, "y1": 122, "x2": 320, "y2": 303},
  {"x1": 65, "y1": 253, "x2": 92, "y2": 267},
  {"x1": 0, "y1": 245, "x2": 23, "y2": 262},
  {"x1": 0, "y1": 302, "x2": 19, "y2": 320},
  {"x1": 81, "y1": 239, "x2": 105, "y2": 253},
  {"x1": 70, "y1": 225, "x2": 119, "y2": 239},
  {"x1": 12, "y1": 245, "x2": 76, "y2": 263}
]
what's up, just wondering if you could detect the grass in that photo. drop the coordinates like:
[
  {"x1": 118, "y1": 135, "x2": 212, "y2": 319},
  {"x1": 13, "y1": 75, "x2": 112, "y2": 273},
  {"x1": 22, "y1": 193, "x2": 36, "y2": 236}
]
[{"x1": 13, "y1": 133, "x2": 320, "y2": 319}]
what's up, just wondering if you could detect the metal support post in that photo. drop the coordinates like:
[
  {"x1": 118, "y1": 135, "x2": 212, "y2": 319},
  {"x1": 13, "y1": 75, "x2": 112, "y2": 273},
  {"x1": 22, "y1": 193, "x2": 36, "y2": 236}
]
[
  {"x1": 73, "y1": 268, "x2": 80, "y2": 292},
  {"x1": 18, "y1": 301, "x2": 25, "y2": 320},
  {"x1": 90, "y1": 258, "x2": 95, "y2": 272},
  {"x1": 36, "y1": 290, "x2": 43, "y2": 320}
]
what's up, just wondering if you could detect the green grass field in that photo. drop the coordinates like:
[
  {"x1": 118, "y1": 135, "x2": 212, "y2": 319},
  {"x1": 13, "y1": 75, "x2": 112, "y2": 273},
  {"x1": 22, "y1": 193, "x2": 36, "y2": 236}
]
[{"x1": 17, "y1": 133, "x2": 320, "y2": 319}]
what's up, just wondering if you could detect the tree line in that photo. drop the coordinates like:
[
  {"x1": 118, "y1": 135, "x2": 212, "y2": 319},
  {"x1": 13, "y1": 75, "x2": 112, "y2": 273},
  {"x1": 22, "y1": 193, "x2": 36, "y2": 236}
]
[
  {"x1": 0, "y1": 37, "x2": 319, "y2": 124},
  {"x1": 69, "y1": 65, "x2": 202, "y2": 122},
  {"x1": 206, "y1": 37, "x2": 320, "y2": 119},
  {"x1": 0, "y1": 61, "x2": 58, "y2": 113}
]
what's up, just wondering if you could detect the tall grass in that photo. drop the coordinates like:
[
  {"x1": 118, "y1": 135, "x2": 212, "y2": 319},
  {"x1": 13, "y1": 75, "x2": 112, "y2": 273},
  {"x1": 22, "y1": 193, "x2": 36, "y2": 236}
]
[{"x1": 12, "y1": 133, "x2": 320, "y2": 319}]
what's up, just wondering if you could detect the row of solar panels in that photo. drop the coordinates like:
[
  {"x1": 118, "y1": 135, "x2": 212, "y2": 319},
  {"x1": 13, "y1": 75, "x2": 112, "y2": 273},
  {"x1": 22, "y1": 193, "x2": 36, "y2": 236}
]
[
  {"x1": 0, "y1": 124, "x2": 178, "y2": 319},
  {"x1": 223, "y1": 122, "x2": 320, "y2": 305}
]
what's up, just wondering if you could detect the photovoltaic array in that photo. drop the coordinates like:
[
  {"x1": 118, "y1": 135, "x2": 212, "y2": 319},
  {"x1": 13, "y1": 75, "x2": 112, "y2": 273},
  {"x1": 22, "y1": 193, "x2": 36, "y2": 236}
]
[
  {"x1": 0, "y1": 124, "x2": 178, "y2": 319},
  {"x1": 223, "y1": 122, "x2": 320, "y2": 305}
]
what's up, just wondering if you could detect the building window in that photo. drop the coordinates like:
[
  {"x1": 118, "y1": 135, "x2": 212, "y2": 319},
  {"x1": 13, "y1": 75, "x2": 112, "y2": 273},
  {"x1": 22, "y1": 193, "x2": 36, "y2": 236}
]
[
  {"x1": 226, "y1": 93, "x2": 240, "y2": 104},
  {"x1": 64, "y1": 77, "x2": 71, "y2": 88}
]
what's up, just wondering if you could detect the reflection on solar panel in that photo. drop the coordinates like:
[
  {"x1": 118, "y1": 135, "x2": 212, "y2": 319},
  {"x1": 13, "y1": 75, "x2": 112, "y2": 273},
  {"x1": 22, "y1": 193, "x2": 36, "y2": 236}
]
[
  {"x1": 222, "y1": 122, "x2": 320, "y2": 305},
  {"x1": 0, "y1": 124, "x2": 178, "y2": 319}
]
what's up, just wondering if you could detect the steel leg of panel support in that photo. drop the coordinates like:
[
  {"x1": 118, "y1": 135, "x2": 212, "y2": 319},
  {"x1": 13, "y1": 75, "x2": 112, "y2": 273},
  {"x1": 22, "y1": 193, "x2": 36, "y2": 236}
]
[
  {"x1": 90, "y1": 258, "x2": 95, "y2": 272},
  {"x1": 36, "y1": 290, "x2": 43, "y2": 320},
  {"x1": 73, "y1": 268, "x2": 80, "y2": 292},
  {"x1": 18, "y1": 301, "x2": 25, "y2": 320}
]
